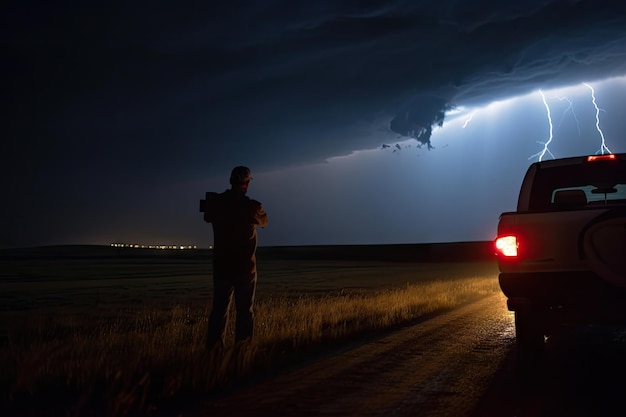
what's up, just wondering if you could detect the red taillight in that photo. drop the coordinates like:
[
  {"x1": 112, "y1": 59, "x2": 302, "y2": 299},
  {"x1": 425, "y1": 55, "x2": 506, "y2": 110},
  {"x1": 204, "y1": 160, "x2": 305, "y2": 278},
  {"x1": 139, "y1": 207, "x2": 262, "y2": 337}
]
[
  {"x1": 494, "y1": 235, "x2": 518, "y2": 257},
  {"x1": 587, "y1": 154, "x2": 616, "y2": 162}
]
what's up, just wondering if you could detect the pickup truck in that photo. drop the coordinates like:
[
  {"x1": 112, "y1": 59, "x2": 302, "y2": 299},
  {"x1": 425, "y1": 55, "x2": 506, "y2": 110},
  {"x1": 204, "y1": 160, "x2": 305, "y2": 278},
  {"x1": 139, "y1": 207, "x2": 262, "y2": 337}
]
[{"x1": 494, "y1": 153, "x2": 626, "y2": 355}]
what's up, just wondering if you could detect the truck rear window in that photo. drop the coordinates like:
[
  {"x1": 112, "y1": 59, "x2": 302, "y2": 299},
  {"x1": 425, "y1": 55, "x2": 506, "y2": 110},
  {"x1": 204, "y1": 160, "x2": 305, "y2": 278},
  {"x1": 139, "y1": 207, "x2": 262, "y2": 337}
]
[
  {"x1": 527, "y1": 158, "x2": 626, "y2": 212},
  {"x1": 551, "y1": 185, "x2": 626, "y2": 207}
]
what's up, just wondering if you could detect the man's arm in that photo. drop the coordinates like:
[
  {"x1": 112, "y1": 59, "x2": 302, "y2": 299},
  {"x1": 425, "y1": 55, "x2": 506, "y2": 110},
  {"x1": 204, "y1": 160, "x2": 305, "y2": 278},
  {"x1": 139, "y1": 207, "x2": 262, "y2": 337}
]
[{"x1": 252, "y1": 201, "x2": 268, "y2": 227}]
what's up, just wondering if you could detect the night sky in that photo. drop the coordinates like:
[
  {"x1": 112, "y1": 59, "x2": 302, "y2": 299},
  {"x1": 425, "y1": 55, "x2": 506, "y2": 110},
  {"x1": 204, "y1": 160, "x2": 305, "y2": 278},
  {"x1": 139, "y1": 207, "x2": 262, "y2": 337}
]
[{"x1": 3, "y1": 1, "x2": 626, "y2": 249}]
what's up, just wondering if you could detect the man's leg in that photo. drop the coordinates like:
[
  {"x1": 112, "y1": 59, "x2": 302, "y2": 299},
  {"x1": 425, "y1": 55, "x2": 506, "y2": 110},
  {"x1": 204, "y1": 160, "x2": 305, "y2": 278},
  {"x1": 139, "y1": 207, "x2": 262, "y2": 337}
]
[
  {"x1": 233, "y1": 273, "x2": 257, "y2": 342},
  {"x1": 206, "y1": 275, "x2": 233, "y2": 350}
]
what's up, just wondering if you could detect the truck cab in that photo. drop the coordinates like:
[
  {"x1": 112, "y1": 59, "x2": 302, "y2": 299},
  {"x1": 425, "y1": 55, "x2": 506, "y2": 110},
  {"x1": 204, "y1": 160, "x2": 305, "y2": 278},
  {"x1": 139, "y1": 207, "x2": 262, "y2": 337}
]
[{"x1": 494, "y1": 153, "x2": 626, "y2": 355}]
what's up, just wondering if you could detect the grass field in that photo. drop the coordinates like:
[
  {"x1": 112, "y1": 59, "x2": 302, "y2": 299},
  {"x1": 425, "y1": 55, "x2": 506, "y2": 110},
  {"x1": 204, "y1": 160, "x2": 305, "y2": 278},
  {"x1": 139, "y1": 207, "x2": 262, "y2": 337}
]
[{"x1": 1, "y1": 244, "x2": 500, "y2": 416}]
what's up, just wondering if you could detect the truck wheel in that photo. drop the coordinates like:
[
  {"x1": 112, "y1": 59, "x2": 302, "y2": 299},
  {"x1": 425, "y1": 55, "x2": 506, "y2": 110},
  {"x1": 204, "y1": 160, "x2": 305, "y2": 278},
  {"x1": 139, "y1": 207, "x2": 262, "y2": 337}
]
[{"x1": 514, "y1": 310, "x2": 545, "y2": 359}]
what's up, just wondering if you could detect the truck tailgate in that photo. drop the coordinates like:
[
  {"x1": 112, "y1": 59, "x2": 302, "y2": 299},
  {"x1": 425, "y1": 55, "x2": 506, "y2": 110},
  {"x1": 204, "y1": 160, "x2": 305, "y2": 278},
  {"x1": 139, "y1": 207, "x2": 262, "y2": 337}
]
[{"x1": 498, "y1": 208, "x2": 626, "y2": 285}]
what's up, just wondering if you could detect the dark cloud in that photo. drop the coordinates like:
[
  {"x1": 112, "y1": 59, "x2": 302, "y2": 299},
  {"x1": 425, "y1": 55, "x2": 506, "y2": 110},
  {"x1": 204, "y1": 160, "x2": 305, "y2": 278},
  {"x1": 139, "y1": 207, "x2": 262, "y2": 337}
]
[
  {"x1": 4, "y1": 1, "x2": 626, "y2": 176},
  {"x1": 3, "y1": 0, "x2": 626, "y2": 247}
]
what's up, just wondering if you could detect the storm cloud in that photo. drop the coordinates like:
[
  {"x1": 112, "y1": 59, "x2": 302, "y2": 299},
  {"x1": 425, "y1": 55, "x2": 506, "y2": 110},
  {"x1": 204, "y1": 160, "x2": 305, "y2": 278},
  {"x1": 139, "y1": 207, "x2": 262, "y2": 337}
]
[{"x1": 5, "y1": 1, "x2": 626, "y2": 175}]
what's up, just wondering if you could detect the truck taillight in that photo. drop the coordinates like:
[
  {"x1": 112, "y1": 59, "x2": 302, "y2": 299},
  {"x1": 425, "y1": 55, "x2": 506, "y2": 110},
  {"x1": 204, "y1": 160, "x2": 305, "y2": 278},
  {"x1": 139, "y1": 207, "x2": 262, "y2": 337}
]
[
  {"x1": 494, "y1": 235, "x2": 518, "y2": 257},
  {"x1": 587, "y1": 154, "x2": 616, "y2": 162}
]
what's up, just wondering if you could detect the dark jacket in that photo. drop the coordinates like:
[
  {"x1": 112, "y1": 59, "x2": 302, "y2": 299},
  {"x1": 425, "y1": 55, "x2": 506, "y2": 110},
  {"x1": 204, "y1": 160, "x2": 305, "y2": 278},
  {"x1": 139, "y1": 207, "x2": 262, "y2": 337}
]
[{"x1": 204, "y1": 189, "x2": 268, "y2": 275}]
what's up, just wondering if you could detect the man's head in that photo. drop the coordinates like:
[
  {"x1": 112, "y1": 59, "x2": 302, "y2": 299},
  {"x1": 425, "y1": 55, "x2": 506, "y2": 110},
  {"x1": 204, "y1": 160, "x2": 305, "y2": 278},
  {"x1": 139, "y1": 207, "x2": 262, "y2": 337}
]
[{"x1": 230, "y1": 166, "x2": 252, "y2": 194}]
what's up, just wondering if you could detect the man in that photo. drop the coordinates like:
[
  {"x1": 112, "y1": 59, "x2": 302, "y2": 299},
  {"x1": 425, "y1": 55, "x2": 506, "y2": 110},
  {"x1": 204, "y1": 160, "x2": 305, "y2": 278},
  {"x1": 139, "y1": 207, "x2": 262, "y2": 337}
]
[{"x1": 203, "y1": 166, "x2": 268, "y2": 350}]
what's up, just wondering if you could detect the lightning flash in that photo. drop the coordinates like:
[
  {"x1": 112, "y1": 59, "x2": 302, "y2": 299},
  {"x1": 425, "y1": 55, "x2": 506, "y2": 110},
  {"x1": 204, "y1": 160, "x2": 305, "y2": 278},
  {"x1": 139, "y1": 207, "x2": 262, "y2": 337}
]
[
  {"x1": 531, "y1": 82, "x2": 613, "y2": 161},
  {"x1": 529, "y1": 90, "x2": 555, "y2": 161},
  {"x1": 553, "y1": 95, "x2": 581, "y2": 135},
  {"x1": 583, "y1": 82, "x2": 612, "y2": 155},
  {"x1": 462, "y1": 111, "x2": 476, "y2": 128}
]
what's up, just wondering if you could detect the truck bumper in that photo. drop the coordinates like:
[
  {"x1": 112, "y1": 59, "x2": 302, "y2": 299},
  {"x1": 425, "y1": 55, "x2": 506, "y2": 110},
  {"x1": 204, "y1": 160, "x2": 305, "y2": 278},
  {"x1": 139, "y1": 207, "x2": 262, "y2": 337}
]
[{"x1": 499, "y1": 271, "x2": 626, "y2": 322}]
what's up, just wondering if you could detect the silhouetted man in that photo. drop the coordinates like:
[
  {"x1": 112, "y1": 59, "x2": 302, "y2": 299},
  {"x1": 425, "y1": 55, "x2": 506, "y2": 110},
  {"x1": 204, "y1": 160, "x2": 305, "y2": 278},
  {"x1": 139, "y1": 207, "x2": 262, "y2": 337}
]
[{"x1": 204, "y1": 166, "x2": 268, "y2": 350}]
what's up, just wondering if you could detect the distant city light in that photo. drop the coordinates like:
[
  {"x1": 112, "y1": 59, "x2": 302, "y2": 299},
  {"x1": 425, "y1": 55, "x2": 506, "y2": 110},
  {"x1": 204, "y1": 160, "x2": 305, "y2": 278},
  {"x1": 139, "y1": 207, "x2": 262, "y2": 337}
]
[{"x1": 109, "y1": 243, "x2": 210, "y2": 250}]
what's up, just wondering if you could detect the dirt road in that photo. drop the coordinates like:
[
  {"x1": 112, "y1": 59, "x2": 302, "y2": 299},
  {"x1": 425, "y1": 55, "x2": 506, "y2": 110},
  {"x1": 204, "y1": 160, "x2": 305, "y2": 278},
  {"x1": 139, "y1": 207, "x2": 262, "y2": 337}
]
[
  {"x1": 190, "y1": 291, "x2": 626, "y2": 417},
  {"x1": 193, "y1": 293, "x2": 516, "y2": 417}
]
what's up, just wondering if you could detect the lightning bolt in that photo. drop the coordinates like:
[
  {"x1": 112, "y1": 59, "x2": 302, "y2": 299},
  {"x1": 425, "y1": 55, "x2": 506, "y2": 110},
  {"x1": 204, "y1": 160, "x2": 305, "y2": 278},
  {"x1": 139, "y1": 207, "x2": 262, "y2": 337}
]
[
  {"x1": 462, "y1": 111, "x2": 475, "y2": 128},
  {"x1": 583, "y1": 82, "x2": 612, "y2": 155},
  {"x1": 529, "y1": 90, "x2": 555, "y2": 161},
  {"x1": 553, "y1": 95, "x2": 581, "y2": 135}
]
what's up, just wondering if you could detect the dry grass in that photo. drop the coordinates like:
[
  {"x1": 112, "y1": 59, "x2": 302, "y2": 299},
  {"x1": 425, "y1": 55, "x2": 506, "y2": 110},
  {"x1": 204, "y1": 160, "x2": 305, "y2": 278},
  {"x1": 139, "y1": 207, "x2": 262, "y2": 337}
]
[{"x1": 1, "y1": 260, "x2": 499, "y2": 416}]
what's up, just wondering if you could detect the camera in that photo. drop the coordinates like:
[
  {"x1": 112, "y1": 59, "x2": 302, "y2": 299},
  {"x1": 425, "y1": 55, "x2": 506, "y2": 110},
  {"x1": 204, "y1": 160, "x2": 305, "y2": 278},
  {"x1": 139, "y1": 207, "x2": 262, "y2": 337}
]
[{"x1": 199, "y1": 192, "x2": 218, "y2": 212}]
